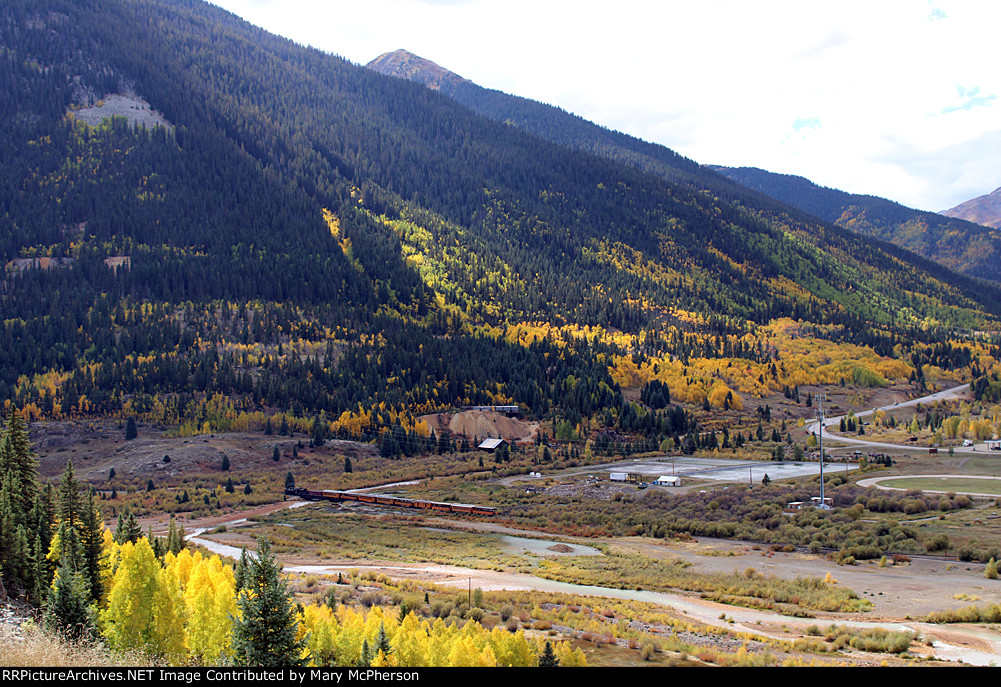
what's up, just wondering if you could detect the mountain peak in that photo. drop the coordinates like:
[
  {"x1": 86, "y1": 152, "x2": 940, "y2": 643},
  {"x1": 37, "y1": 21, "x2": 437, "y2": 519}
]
[
  {"x1": 942, "y1": 187, "x2": 1001, "y2": 229},
  {"x1": 366, "y1": 49, "x2": 469, "y2": 91}
]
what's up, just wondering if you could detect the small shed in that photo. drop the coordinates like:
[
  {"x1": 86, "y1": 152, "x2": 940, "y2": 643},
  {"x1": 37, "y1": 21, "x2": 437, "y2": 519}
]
[
  {"x1": 654, "y1": 475, "x2": 681, "y2": 487},
  {"x1": 986, "y1": 439, "x2": 1001, "y2": 451},
  {"x1": 477, "y1": 438, "x2": 505, "y2": 452},
  {"x1": 609, "y1": 472, "x2": 630, "y2": 483},
  {"x1": 810, "y1": 496, "x2": 834, "y2": 509}
]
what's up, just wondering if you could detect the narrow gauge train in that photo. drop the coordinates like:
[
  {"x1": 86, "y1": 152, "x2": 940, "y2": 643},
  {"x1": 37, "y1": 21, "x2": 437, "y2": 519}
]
[{"x1": 284, "y1": 487, "x2": 496, "y2": 516}]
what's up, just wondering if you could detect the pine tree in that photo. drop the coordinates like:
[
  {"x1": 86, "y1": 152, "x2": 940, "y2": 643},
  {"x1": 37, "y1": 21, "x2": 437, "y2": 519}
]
[
  {"x1": 234, "y1": 547, "x2": 251, "y2": 592},
  {"x1": 538, "y1": 640, "x2": 560, "y2": 667},
  {"x1": 357, "y1": 639, "x2": 373, "y2": 667},
  {"x1": 78, "y1": 490, "x2": 105, "y2": 603},
  {"x1": 375, "y1": 621, "x2": 391, "y2": 656},
  {"x1": 311, "y1": 414, "x2": 326, "y2": 447},
  {"x1": 232, "y1": 536, "x2": 306, "y2": 666},
  {"x1": 0, "y1": 410, "x2": 38, "y2": 524},
  {"x1": 44, "y1": 561, "x2": 98, "y2": 642},
  {"x1": 166, "y1": 516, "x2": 185, "y2": 555},
  {"x1": 125, "y1": 417, "x2": 138, "y2": 440},
  {"x1": 114, "y1": 510, "x2": 143, "y2": 544}
]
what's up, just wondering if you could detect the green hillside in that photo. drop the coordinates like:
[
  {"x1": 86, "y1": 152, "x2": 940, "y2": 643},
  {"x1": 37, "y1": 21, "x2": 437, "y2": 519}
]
[
  {"x1": 1, "y1": 0, "x2": 998, "y2": 441},
  {"x1": 368, "y1": 50, "x2": 1001, "y2": 286},
  {"x1": 713, "y1": 166, "x2": 1001, "y2": 282}
]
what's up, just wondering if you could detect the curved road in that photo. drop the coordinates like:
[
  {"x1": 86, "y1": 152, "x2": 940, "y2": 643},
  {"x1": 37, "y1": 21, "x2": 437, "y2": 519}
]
[
  {"x1": 186, "y1": 500, "x2": 1001, "y2": 666},
  {"x1": 805, "y1": 383, "x2": 982, "y2": 453}
]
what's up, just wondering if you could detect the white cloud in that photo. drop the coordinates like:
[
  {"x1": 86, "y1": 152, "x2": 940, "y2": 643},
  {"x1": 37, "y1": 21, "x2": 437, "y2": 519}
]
[{"x1": 210, "y1": 0, "x2": 1001, "y2": 211}]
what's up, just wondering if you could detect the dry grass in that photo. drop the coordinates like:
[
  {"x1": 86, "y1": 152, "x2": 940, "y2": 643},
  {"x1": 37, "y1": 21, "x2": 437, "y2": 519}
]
[{"x1": 0, "y1": 620, "x2": 159, "y2": 667}]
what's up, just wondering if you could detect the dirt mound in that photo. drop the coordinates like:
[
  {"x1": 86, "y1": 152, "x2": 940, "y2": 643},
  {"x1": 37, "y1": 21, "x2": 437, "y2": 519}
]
[
  {"x1": 547, "y1": 544, "x2": 574, "y2": 553},
  {"x1": 420, "y1": 410, "x2": 535, "y2": 441}
]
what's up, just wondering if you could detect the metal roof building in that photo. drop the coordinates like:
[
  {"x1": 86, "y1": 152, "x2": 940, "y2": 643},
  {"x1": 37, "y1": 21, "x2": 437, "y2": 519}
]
[{"x1": 478, "y1": 438, "x2": 506, "y2": 452}]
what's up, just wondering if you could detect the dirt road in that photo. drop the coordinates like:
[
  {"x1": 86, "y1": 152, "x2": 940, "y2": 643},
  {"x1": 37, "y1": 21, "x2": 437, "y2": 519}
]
[{"x1": 184, "y1": 501, "x2": 1001, "y2": 666}]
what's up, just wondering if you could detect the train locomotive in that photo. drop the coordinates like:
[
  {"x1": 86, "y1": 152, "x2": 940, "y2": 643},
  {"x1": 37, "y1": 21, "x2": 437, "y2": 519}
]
[{"x1": 284, "y1": 486, "x2": 496, "y2": 517}]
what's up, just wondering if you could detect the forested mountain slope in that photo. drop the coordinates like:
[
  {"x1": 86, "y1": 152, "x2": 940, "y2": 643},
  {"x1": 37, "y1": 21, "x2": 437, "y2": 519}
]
[
  {"x1": 368, "y1": 49, "x2": 1001, "y2": 285},
  {"x1": 1, "y1": 0, "x2": 998, "y2": 439},
  {"x1": 711, "y1": 166, "x2": 1001, "y2": 282}
]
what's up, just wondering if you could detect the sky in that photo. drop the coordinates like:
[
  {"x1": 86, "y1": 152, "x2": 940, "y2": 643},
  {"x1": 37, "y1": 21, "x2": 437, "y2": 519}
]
[{"x1": 208, "y1": 0, "x2": 1000, "y2": 212}]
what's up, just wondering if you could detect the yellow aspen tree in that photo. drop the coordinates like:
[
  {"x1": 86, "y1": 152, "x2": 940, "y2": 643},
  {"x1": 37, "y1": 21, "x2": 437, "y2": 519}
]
[
  {"x1": 447, "y1": 635, "x2": 495, "y2": 667},
  {"x1": 166, "y1": 548, "x2": 202, "y2": 589},
  {"x1": 490, "y1": 627, "x2": 536, "y2": 667},
  {"x1": 101, "y1": 539, "x2": 186, "y2": 660},
  {"x1": 303, "y1": 604, "x2": 338, "y2": 666},
  {"x1": 391, "y1": 612, "x2": 430, "y2": 667},
  {"x1": 183, "y1": 555, "x2": 238, "y2": 664},
  {"x1": 554, "y1": 640, "x2": 588, "y2": 666},
  {"x1": 423, "y1": 617, "x2": 452, "y2": 667},
  {"x1": 332, "y1": 606, "x2": 366, "y2": 665}
]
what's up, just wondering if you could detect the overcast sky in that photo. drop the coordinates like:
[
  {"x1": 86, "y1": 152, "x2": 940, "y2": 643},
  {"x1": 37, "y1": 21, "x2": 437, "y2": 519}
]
[{"x1": 209, "y1": 0, "x2": 999, "y2": 212}]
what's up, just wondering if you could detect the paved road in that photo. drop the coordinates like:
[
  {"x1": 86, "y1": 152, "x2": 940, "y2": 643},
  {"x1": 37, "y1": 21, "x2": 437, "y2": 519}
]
[
  {"x1": 857, "y1": 473, "x2": 1001, "y2": 497},
  {"x1": 804, "y1": 383, "x2": 983, "y2": 453}
]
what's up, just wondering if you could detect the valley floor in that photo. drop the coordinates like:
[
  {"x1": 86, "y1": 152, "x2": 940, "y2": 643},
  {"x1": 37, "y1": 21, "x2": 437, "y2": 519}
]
[{"x1": 177, "y1": 498, "x2": 1001, "y2": 666}]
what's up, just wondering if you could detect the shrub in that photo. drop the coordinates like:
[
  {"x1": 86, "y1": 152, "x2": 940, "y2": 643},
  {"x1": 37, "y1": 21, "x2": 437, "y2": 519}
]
[{"x1": 925, "y1": 534, "x2": 949, "y2": 552}]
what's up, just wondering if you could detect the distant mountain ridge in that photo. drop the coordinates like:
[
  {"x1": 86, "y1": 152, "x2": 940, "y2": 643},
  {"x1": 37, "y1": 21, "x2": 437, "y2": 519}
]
[
  {"x1": 367, "y1": 49, "x2": 1001, "y2": 284},
  {"x1": 365, "y1": 48, "x2": 712, "y2": 189},
  {"x1": 711, "y1": 166, "x2": 1001, "y2": 283},
  {"x1": 943, "y1": 187, "x2": 1001, "y2": 229}
]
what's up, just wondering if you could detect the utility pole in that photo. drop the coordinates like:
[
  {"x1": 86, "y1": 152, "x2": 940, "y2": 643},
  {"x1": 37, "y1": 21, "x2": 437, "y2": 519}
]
[{"x1": 817, "y1": 393, "x2": 829, "y2": 509}]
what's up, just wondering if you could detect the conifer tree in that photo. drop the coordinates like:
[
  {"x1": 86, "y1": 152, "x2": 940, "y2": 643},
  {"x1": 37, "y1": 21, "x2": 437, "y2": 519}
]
[
  {"x1": 114, "y1": 510, "x2": 143, "y2": 544},
  {"x1": 357, "y1": 639, "x2": 373, "y2": 667},
  {"x1": 538, "y1": 640, "x2": 560, "y2": 667},
  {"x1": 234, "y1": 547, "x2": 251, "y2": 592},
  {"x1": 166, "y1": 516, "x2": 185, "y2": 555},
  {"x1": 45, "y1": 560, "x2": 98, "y2": 642},
  {"x1": 57, "y1": 460, "x2": 83, "y2": 531},
  {"x1": 311, "y1": 414, "x2": 326, "y2": 447},
  {"x1": 375, "y1": 621, "x2": 391, "y2": 656},
  {"x1": 232, "y1": 536, "x2": 306, "y2": 666},
  {"x1": 78, "y1": 490, "x2": 105, "y2": 603},
  {"x1": 0, "y1": 410, "x2": 38, "y2": 525}
]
